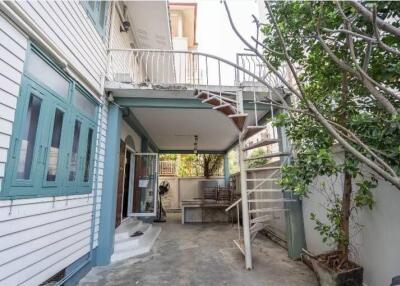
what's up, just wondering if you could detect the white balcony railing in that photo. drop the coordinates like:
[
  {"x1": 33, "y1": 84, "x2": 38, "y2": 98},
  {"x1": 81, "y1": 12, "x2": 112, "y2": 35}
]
[{"x1": 107, "y1": 49, "x2": 290, "y2": 90}]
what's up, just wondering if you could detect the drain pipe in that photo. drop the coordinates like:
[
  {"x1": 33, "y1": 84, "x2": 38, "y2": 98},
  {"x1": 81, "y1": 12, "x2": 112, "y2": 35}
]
[{"x1": 54, "y1": 99, "x2": 105, "y2": 286}]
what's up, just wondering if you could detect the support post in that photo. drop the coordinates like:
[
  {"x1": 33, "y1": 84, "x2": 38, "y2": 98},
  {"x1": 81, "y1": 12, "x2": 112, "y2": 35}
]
[
  {"x1": 224, "y1": 153, "x2": 230, "y2": 186},
  {"x1": 239, "y1": 137, "x2": 252, "y2": 270},
  {"x1": 96, "y1": 103, "x2": 122, "y2": 265}
]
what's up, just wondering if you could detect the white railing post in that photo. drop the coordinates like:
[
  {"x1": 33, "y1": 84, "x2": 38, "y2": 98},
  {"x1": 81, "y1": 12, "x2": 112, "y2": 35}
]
[{"x1": 239, "y1": 137, "x2": 252, "y2": 270}]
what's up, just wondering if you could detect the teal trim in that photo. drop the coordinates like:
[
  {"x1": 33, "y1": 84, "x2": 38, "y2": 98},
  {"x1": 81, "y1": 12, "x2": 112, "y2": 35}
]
[
  {"x1": 1, "y1": 44, "x2": 99, "y2": 200},
  {"x1": 224, "y1": 154, "x2": 230, "y2": 186},
  {"x1": 114, "y1": 97, "x2": 268, "y2": 111},
  {"x1": 96, "y1": 103, "x2": 122, "y2": 266},
  {"x1": 158, "y1": 150, "x2": 226, "y2": 154},
  {"x1": 284, "y1": 193, "x2": 307, "y2": 259},
  {"x1": 62, "y1": 249, "x2": 97, "y2": 286},
  {"x1": 141, "y1": 137, "x2": 148, "y2": 153},
  {"x1": 122, "y1": 109, "x2": 159, "y2": 152},
  {"x1": 81, "y1": 1, "x2": 109, "y2": 39}
]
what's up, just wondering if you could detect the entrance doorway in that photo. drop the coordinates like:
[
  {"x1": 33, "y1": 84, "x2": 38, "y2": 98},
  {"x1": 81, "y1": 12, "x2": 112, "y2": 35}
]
[
  {"x1": 115, "y1": 142, "x2": 159, "y2": 226},
  {"x1": 122, "y1": 148, "x2": 132, "y2": 218}
]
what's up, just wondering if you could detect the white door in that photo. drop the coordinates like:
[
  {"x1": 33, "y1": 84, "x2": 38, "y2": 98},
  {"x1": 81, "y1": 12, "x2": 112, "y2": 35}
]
[{"x1": 127, "y1": 153, "x2": 158, "y2": 217}]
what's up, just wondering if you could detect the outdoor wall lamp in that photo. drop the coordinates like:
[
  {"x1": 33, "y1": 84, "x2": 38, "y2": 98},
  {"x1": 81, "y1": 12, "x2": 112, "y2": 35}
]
[{"x1": 120, "y1": 20, "x2": 131, "y2": 32}]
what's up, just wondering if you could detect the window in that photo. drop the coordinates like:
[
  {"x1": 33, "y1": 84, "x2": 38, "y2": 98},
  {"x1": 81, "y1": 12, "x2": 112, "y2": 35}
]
[
  {"x1": 1, "y1": 45, "x2": 99, "y2": 199},
  {"x1": 17, "y1": 94, "x2": 42, "y2": 180},
  {"x1": 82, "y1": 1, "x2": 109, "y2": 38},
  {"x1": 68, "y1": 119, "x2": 82, "y2": 182},
  {"x1": 46, "y1": 108, "x2": 64, "y2": 182}
]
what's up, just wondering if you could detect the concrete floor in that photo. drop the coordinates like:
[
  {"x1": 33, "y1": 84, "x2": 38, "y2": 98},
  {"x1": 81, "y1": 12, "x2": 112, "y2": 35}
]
[{"x1": 80, "y1": 214, "x2": 318, "y2": 286}]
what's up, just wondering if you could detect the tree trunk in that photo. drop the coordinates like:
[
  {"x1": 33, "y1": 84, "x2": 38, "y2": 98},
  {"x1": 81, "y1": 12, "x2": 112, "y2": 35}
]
[{"x1": 339, "y1": 163, "x2": 352, "y2": 262}]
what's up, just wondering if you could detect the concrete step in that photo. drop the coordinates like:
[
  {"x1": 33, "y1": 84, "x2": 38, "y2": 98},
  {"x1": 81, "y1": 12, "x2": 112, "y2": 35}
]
[
  {"x1": 248, "y1": 199, "x2": 297, "y2": 203},
  {"x1": 213, "y1": 103, "x2": 237, "y2": 116},
  {"x1": 245, "y1": 152, "x2": 290, "y2": 161},
  {"x1": 250, "y1": 214, "x2": 274, "y2": 224},
  {"x1": 246, "y1": 166, "x2": 282, "y2": 172},
  {"x1": 228, "y1": 113, "x2": 248, "y2": 131},
  {"x1": 247, "y1": 189, "x2": 282, "y2": 194},
  {"x1": 241, "y1": 126, "x2": 265, "y2": 141},
  {"x1": 245, "y1": 178, "x2": 279, "y2": 182},
  {"x1": 111, "y1": 224, "x2": 161, "y2": 263},
  {"x1": 249, "y1": 208, "x2": 288, "y2": 214},
  {"x1": 250, "y1": 222, "x2": 269, "y2": 234},
  {"x1": 242, "y1": 138, "x2": 280, "y2": 151}
]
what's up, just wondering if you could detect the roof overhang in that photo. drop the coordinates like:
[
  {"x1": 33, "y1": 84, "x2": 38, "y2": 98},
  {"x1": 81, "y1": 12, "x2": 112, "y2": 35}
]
[{"x1": 113, "y1": 90, "x2": 270, "y2": 153}]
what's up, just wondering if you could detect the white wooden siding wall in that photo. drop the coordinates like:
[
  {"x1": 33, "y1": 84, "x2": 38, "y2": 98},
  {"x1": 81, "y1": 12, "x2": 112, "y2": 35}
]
[
  {"x1": 109, "y1": 3, "x2": 144, "y2": 82},
  {"x1": 14, "y1": 0, "x2": 108, "y2": 93},
  {"x1": 0, "y1": 4, "x2": 108, "y2": 286}
]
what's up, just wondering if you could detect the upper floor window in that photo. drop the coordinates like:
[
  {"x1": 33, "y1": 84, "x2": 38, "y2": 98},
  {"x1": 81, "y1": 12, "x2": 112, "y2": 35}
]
[
  {"x1": 82, "y1": 1, "x2": 109, "y2": 38},
  {"x1": 1, "y1": 44, "x2": 99, "y2": 199}
]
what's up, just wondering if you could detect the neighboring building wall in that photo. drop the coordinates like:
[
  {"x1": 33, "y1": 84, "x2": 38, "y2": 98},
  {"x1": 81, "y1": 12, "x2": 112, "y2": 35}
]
[
  {"x1": 303, "y1": 149, "x2": 400, "y2": 286},
  {"x1": 159, "y1": 176, "x2": 225, "y2": 210},
  {"x1": 10, "y1": 1, "x2": 107, "y2": 93},
  {"x1": 0, "y1": 2, "x2": 108, "y2": 284}
]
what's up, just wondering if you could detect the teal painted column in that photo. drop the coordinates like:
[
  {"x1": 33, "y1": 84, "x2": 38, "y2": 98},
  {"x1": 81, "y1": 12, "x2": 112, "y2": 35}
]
[
  {"x1": 224, "y1": 153, "x2": 230, "y2": 186},
  {"x1": 96, "y1": 103, "x2": 122, "y2": 266},
  {"x1": 141, "y1": 137, "x2": 148, "y2": 152}
]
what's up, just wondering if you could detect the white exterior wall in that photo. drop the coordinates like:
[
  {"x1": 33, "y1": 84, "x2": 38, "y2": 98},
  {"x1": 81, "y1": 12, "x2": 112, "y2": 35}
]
[
  {"x1": 120, "y1": 120, "x2": 142, "y2": 152},
  {"x1": 0, "y1": 1, "x2": 109, "y2": 284},
  {"x1": 158, "y1": 177, "x2": 225, "y2": 209},
  {"x1": 303, "y1": 149, "x2": 400, "y2": 286},
  {"x1": 12, "y1": 0, "x2": 107, "y2": 93}
]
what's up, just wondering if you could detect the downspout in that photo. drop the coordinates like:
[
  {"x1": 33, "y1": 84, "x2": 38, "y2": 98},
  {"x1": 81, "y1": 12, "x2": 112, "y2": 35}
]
[
  {"x1": 53, "y1": 1, "x2": 116, "y2": 282},
  {"x1": 53, "y1": 97, "x2": 105, "y2": 286},
  {"x1": 42, "y1": 2, "x2": 112, "y2": 284}
]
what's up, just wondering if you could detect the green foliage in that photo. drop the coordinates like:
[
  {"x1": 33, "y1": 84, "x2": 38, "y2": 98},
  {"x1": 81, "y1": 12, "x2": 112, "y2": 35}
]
[
  {"x1": 228, "y1": 147, "x2": 240, "y2": 174},
  {"x1": 159, "y1": 154, "x2": 178, "y2": 161},
  {"x1": 172, "y1": 154, "x2": 224, "y2": 177},
  {"x1": 263, "y1": 1, "x2": 400, "y2": 252},
  {"x1": 310, "y1": 197, "x2": 346, "y2": 246},
  {"x1": 247, "y1": 148, "x2": 269, "y2": 168}
]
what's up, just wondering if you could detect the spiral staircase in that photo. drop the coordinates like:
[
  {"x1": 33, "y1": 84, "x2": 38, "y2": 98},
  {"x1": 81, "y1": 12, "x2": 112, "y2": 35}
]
[{"x1": 106, "y1": 49, "x2": 298, "y2": 270}]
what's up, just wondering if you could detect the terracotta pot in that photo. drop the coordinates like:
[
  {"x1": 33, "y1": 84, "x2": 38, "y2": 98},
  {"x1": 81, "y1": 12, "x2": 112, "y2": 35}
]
[{"x1": 309, "y1": 254, "x2": 363, "y2": 286}]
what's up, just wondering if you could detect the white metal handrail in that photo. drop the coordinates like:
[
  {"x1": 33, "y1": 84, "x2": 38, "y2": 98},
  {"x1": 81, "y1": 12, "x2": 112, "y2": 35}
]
[
  {"x1": 107, "y1": 49, "x2": 290, "y2": 91},
  {"x1": 236, "y1": 53, "x2": 292, "y2": 89}
]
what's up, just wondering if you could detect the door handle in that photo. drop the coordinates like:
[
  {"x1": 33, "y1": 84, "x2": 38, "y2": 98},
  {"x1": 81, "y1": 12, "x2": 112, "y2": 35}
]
[
  {"x1": 12, "y1": 138, "x2": 19, "y2": 158},
  {"x1": 38, "y1": 145, "x2": 43, "y2": 163},
  {"x1": 43, "y1": 146, "x2": 48, "y2": 165},
  {"x1": 66, "y1": 153, "x2": 70, "y2": 169}
]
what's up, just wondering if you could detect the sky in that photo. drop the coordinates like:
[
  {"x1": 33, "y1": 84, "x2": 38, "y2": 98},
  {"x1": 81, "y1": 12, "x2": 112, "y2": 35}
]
[
  {"x1": 196, "y1": 0, "x2": 260, "y2": 62},
  {"x1": 193, "y1": 0, "x2": 260, "y2": 85}
]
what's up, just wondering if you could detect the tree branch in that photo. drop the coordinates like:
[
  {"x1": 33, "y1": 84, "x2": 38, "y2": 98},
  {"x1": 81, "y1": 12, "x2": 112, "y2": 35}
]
[
  {"x1": 348, "y1": 0, "x2": 400, "y2": 37},
  {"x1": 224, "y1": 0, "x2": 400, "y2": 189}
]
